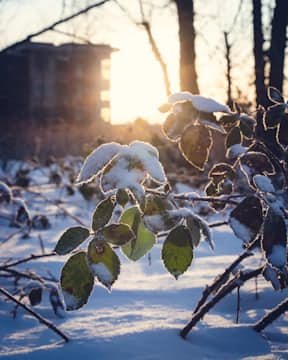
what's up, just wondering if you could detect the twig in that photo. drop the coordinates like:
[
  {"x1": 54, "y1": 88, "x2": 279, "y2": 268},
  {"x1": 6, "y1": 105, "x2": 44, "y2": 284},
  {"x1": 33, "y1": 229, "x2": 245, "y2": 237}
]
[
  {"x1": 0, "y1": 252, "x2": 56, "y2": 270},
  {"x1": 253, "y1": 297, "x2": 288, "y2": 332},
  {"x1": 236, "y1": 285, "x2": 240, "y2": 324},
  {"x1": 192, "y1": 239, "x2": 257, "y2": 315},
  {"x1": 180, "y1": 266, "x2": 264, "y2": 339},
  {"x1": 0, "y1": 229, "x2": 23, "y2": 247},
  {"x1": 0, "y1": 287, "x2": 69, "y2": 342}
]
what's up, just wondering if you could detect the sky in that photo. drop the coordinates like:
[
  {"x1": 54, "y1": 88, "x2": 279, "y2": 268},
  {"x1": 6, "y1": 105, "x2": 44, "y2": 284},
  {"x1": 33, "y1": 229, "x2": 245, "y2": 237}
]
[{"x1": 0, "y1": 0, "x2": 265, "y2": 124}]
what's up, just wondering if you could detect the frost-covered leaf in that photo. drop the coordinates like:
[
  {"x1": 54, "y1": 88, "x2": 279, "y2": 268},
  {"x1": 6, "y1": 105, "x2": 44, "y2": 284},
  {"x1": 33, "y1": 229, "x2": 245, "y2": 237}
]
[
  {"x1": 219, "y1": 113, "x2": 239, "y2": 128},
  {"x1": 128, "y1": 183, "x2": 146, "y2": 212},
  {"x1": 200, "y1": 118, "x2": 225, "y2": 133},
  {"x1": 264, "y1": 104, "x2": 285, "y2": 129},
  {"x1": 14, "y1": 202, "x2": 30, "y2": 226},
  {"x1": 209, "y1": 163, "x2": 235, "y2": 183},
  {"x1": 225, "y1": 126, "x2": 242, "y2": 150},
  {"x1": 87, "y1": 239, "x2": 120, "y2": 290},
  {"x1": 60, "y1": 251, "x2": 94, "y2": 311},
  {"x1": 92, "y1": 196, "x2": 115, "y2": 231},
  {"x1": 262, "y1": 208, "x2": 287, "y2": 269},
  {"x1": 205, "y1": 181, "x2": 218, "y2": 196},
  {"x1": 229, "y1": 196, "x2": 263, "y2": 243},
  {"x1": 239, "y1": 115, "x2": 256, "y2": 139},
  {"x1": 253, "y1": 175, "x2": 275, "y2": 193},
  {"x1": 55, "y1": 226, "x2": 90, "y2": 255},
  {"x1": 262, "y1": 265, "x2": 281, "y2": 291},
  {"x1": 277, "y1": 115, "x2": 288, "y2": 149},
  {"x1": 168, "y1": 92, "x2": 230, "y2": 113},
  {"x1": 267, "y1": 87, "x2": 285, "y2": 104},
  {"x1": 186, "y1": 216, "x2": 201, "y2": 247},
  {"x1": 179, "y1": 124, "x2": 212, "y2": 171},
  {"x1": 101, "y1": 223, "x2": 135, "y2": 246},
  {"x1": 162, "y1": 225, "x2": 193, "y2": 279},
  {"x1": 226, "y1": 144, "x2": 247, "y2": 160},
  {"x1": 0, "y1": 181, "x2": 12, "y2": 203},
  {"x1": 49, "y1": 286, "x2": 64, "y2": 316},
  {"x1": 120, "y1": 206, "x2": 155, "y2": 261},
  {"x1": 143, "y1": 195, "x2": 181, "y2": 233},
  {"x1": 240, "y1": 152, "x2": 275, "y2": 179},
  {"x1": 28, "y1": 287, "x2": 42, "y2": 306},
  {"x1": 101, "y1": 141, "x2": 166, "y2": 194},
  {"x1": 76, "y1": 142, "x2": 122, "y2": 184}
]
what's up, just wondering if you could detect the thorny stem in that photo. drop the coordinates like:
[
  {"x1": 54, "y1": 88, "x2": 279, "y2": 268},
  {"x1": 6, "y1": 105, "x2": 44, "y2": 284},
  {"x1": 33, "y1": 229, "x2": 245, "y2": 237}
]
[
  {"x1": 253, "y1": 297, "x2": 288, "y2": 332},
  {"x1": 180, "y1": 266, "x2": 264, "y2": 339},
  {"x1": 0, "y1": 287, "x2": 69, "y2": 342}
]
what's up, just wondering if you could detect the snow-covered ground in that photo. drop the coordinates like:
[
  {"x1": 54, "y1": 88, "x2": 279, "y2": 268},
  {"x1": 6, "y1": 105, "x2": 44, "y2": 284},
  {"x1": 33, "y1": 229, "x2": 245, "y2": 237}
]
[{"x1": 0, "y1": 173, "x2": 287, "y2": 359}]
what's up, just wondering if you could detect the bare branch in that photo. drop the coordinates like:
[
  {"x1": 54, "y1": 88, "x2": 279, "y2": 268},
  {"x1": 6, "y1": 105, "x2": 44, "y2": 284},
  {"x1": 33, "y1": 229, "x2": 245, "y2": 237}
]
[{"x1": 0, "y1": 287, "x2": 69, "y2": 342}]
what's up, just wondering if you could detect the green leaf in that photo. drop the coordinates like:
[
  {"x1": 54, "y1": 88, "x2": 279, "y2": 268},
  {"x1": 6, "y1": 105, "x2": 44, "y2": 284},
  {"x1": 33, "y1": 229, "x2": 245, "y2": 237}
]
[
  {"x1": 161, "y1": 225, "x2": 193, "y2": 279},
  {"x1": 60, "y1": 251, "x2": 94, "y2": 311},
  {"x1": 264, "y1": 104, "x2": 285, "y2": 129},
  {"x1": 116, "y1": 188, "x2": 129, "y2": 207},
  {"x1": 92, "y1": 196, "x2": 115, "y2": 231},
  {"x1": 186, "y1": 216, "x2": 201, "y2": 248},
  {"x1": 240, "y1": 151, "x2": 275, "y2": 178},
  {"x1": 179, "y1": 124, "x2": 212, "y2": 171},
  {"x1": 101, "y1": 223, "x2": 135, "y2": 246},
  {"x1": 128, "y1": 184, "x2": 146, "y2": 212},
  {"x1": 225, "y1": 126, "x2": 242, "y2": 150},
  {"x1": 55, "y1": 226, "x2": 90, "y2": 255},
  {"x1": 87, "y1": 239, "x2": 120, "y2": 290},
  {"x1": 120, "y1": 206, "x2": 155, "y2": 261},
  {"x1": 143, "y1": 194, "x2": 181, "y2": 233}
]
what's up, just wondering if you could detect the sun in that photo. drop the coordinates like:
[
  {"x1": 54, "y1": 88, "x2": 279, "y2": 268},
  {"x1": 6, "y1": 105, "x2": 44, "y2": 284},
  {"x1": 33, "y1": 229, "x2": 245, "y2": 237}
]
[{"x1": 110, "y1": 44, "x2": 168, "y2": 124}]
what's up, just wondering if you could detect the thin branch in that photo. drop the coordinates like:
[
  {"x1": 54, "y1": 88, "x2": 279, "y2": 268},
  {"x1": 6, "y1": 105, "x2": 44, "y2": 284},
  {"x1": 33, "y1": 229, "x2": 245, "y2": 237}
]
[
  {"x1": 253, "y1": 297, "x2": 288, "y2": 332},
  {"x1": 0, "y1": 0, "x2": 111, "y2": 54},
  {"x1": 0, "y1": 287, "x2": 69, "y2": 342},
  {"x1": 180, "y1": 266, "x2": 264, "y2": 339},
  {"x1": 0, "y1": 252, "x2": 56, "y2": 270}
]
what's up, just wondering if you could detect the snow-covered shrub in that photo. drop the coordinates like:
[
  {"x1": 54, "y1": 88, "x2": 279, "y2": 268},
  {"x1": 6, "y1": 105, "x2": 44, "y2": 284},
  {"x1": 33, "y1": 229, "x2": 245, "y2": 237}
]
[{"x1": 55, "y1": 88, "x2": 288, "y2": 336}]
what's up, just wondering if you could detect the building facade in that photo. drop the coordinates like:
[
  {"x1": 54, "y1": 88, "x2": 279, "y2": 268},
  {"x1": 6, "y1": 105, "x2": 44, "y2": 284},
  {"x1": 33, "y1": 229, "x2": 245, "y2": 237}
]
[{"x1": 0, "y1": 41, "x2": 115, "y2": 123}]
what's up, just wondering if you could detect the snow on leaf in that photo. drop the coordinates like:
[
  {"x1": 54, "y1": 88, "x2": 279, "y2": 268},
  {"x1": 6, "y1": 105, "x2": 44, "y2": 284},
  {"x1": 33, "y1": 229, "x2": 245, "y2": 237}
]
[
  {"x1": 55, "y1": 226, "x2": 90, "y2": 255},
  {"x1": 76, "y1": 142, "x2": 123, "y2": 184},
  {"x1": 186, "y1": 216, "x2": 201, "y2": 248},
  {"x1": 168, "y1": 92, "x2": 230, "y2": 113},
  {"x1": 91, "y1": 196, "x2": 115, "y2": 231},
  {"x1": 179, "y1": 124, "x2": 213, "y2": 171},
  {"x1": 143, "y1": 195, "x2": 182, "y2": 233},
  {"x1": 101, "y1": 223, "x2": 135, "y2": 246},
  {"x1": 240, "y1": 152, "x2": 275, "y2": 179},
  {"x1": 229, "y1": 196, "x2": 263, "y2": 243},
  {"x1": 120, "y1": 206, "x2": 155, "y2": 261},
  {"x1": 60, "y1": 251, "x2": 94, "y2": 311},
  {"x1": 226, "y1": 144, "x2": 247, "y2": 160},
  {"x1": 267, "y1": 87, "x2": 285, "y2": 104},
  {"x1": 200, "y1": 118, "x2": 225, "y2": 133},
  {"x1": 253, "y1": 175, "x2": 275, "y2": 193},
  {"x1": 87, "y1": 239, "x2": 120, "y2": 290},
  {"x1": 262, "y1": 208, "x2": 287, "y2": 269},
  {"x1": 162, "y1": 225, "x2": 193, "y2": 279},
  {"x1": 263, "y1": 265, "x2": 281, "y2": 291}
]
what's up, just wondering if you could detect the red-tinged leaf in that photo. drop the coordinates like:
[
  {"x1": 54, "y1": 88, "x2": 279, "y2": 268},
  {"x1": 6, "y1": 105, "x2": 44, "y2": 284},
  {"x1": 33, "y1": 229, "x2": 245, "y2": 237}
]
[{"x1": 179, "y1": 124, "x2": 213, "y2": 171}]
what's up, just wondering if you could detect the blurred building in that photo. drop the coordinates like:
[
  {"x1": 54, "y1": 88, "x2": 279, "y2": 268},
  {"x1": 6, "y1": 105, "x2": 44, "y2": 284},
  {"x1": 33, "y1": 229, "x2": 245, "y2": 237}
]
[{"x1": 0, "y1": 41, "x2": 116, "y2": 123}]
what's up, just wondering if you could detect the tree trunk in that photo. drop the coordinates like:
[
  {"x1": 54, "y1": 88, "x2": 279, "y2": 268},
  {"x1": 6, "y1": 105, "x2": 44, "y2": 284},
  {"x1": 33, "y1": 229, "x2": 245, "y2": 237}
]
[
  {"x1": 269, "y1": 0, "x2": 288, "y2": 93},
  {"x1": 174, "y1": 0, "x2": 199, "y2": 94},
  {"x1": 224, "y1": 32, "x2": 233, "y2": 107},
  {"x1": 252, "y1": 0, "x2": 266, "y2": 106}
]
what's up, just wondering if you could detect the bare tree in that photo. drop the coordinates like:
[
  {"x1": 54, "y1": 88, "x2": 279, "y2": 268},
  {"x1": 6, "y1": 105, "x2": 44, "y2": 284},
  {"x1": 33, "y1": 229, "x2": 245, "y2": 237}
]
[{"x1": 174, "y1": 0, "x2": 199, "y2": 94}]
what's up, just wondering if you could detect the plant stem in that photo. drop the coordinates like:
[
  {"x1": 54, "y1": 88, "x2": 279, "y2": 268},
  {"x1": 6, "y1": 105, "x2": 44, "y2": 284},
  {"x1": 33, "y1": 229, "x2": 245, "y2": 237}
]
[
  {"x1": 0, "y1": 252, "x2": 56, "y2": 270},
  {"x1": 0, "y1": 287, "x2": 69, "y2": 342},
  {"x1": 180, "y1": 266, "x2": 263, "y2": 339},
  {"x1": 253, "y1": 297, "x2": 288, "y2": 332}
]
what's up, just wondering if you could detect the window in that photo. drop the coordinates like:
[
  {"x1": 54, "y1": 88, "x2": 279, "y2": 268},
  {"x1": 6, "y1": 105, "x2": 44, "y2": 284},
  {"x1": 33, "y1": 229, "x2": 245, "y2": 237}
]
[
  {"x1": 101, "y1": 107, "x2": 110, "y2": 122},
  {"x1": 100, "y1": 90, "x2": 110, "y2": 102},
  {"x1": 101, "y1": 59, "x2": 110, "y2": 80}
]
